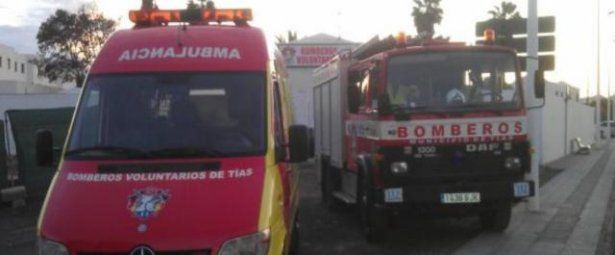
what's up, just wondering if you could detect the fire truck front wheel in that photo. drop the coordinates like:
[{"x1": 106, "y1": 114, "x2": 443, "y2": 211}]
[
  {"x1": 320, "y1": 159, "x2": 339, "y2": 210},
  {"x1": 479, "y1": 203, "x2": 512, "y2": 232},
  {"x1": 358, "y1": 171, "x2": 387, "y2": 243}
]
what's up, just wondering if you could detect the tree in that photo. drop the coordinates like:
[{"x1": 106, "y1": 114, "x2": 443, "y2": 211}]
[
  {"x1": 411, "y1": 0, "x2": 443, "y2": 39},
  {"x1": 186, "y1": 0, "x2": 199, "y2": 10},
  {"x1": 184, "y1": 0, "x2": 203, "y2": 22},
  {"x1": 488, "y1": 2, "x2": 521, "y2": 20},
  {"x1": 35, "y1": 6, "x2": 116, "y2": 87},
  {"x1": 276, "y1": 31, "x2": 298, "y2": 45},
  {"x1": 142, "y1": 0, "x2": 156, "y2": 10},
  {"x1": 486, "y1": 2, "x2": 522, "y2": 46}
]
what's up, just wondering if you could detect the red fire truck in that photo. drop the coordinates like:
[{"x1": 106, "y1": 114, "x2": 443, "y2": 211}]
[{"x1": 313, "y1": 32, "x2": 543, "y2": 242}]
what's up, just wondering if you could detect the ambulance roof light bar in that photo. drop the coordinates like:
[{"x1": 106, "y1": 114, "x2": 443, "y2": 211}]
[{"x1": 129, "y1": 7, "x2": 253, "y2": 27}]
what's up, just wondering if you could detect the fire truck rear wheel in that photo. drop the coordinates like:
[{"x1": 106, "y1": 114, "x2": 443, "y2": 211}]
[
  {"x1": 479, "y1": 203, "x2": 512, "y2": 232},
  {"x1": 358, "y1": 172, "x2": 387, "y2": 243}
]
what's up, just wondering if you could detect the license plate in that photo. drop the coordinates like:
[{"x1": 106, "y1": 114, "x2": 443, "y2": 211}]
[
  {"x1": 514, "y1": 182, "x2": 531, "y2": 198},
  {"x1": 384, "y1": 188, "x2": 403, "y2": 203},
  {"x1": 441, "y1": 192, "x2": 481, "y2": 204}
]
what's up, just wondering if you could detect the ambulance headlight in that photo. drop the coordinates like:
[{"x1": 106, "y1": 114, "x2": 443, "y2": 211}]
[
  {"x1": 218, "y1": 229, "x2": 270, "y2": 255},
  {"x1": 505, "y1": 157, "x2": 522, "y2": 170},
  {"x1": 38, "y1": 238, "x2": 68, "y2": 255},
  {"x1": 391, "y1": 162, "x2": 409, "y2": 174}
]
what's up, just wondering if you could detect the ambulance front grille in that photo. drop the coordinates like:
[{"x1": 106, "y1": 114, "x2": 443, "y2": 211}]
[{"x1": 78, "y1": 250, "x2": 211, "y2": 255}]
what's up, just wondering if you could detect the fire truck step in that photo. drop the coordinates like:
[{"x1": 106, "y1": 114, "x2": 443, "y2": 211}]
[{"x1": 333, "y1": 191, "x2": 356, "y2": 204}]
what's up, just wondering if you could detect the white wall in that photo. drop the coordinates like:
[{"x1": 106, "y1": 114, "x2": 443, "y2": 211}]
[
  {"x1": 288, "y1": 68, "x2": 316, "y2": 127},
  {"x1": 540, "y1": 82, "x2": 595, "y2": 164}
]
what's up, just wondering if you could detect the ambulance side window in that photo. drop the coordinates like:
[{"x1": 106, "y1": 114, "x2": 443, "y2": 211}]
[
  {"x1": 273, "y1": 81, "x2": 287, "y2": 161},
  {"x1": 74, "y1": 87, "x2": 102, "y2": 147}
]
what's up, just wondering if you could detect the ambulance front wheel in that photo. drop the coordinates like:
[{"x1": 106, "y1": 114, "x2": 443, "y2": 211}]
[{"x1": 288, "y1": 212, "x2": 300, "y2": 255}]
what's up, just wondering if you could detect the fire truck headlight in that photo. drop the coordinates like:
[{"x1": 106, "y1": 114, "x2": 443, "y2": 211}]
[
  {"x1": 38, "y1": 238, "x2": 69, "y2": 255},
  {"x1": 218, "y1": 229, "x2": 270, "y2": 255},
  {"x1": 504, "y1": 157, "x2": 522, "y2": 170},
  {"x1": 391, "y1": 162, "x2": 409, "y2": 174}
]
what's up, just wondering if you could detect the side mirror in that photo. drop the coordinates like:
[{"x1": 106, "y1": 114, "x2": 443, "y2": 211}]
[
  {"x1": 534, "y1": 69, "x2": 545, "y2": 99},
  {"x1": 288, "y1": 125, "x2": 310, "y2": 163},
  {"x1": 377, "y1": 93, "x2": 392, "y2": 116},
  {"x1": 35, "y1": 129, "x2": 54, "y2": 167},
  {"x1": 347, "y1": 85, "x2": 360, "y2": 114}
]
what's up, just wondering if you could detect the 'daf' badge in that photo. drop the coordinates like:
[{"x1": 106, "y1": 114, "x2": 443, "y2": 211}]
[{"x1": 128, "y1": 187, "x2": 170, "y2": 220}]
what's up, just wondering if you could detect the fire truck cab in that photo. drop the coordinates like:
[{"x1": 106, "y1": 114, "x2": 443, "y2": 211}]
[
  {"x1": 35, "y1": 3, "x2": 309, "y2": 255},
  {"x1": 314, "y1": 34, "x2": 542, "y2": 242}
]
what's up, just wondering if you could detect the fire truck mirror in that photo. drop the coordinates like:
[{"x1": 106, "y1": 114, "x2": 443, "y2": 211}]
[
  {"x1": 35, "y1": 129, "x2": 54, "y2": 167},
  {"x1": 377, "y1": 93, "x2": 392, "y2": 116},
  {"x1": 534, "y1": 69, "x2": 545, "y2": 99},
  {"x1": 348, "y1": 85, "x2": 361, "y2": 114},
  {"x1": 288, "y1": 125, "x2": 310, "y2": 163}
]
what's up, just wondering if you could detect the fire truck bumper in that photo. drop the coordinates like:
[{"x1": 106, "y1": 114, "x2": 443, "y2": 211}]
[{"x1": 377, "y1": 180, "x2": 535, "y2": 210}]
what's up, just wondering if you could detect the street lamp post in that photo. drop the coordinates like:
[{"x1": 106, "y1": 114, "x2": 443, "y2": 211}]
[
  {"x1": 596, "y1": 0, "x2": 602, "y2": 143},
  {"x1": 527, "y1": 0, "x2": 540, "y2": 211},
  {"x1": 609, "y1": 10, "x2": 614, "y2": 142}
]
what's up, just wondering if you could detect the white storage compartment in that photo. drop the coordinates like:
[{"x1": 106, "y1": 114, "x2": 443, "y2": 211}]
[{"x1": 313, "y1": 56, "x2": 349, "y2": 169}]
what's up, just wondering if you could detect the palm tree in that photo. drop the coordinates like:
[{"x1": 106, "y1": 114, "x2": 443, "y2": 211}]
[
  {"x1": 488, "y1": 2, "x2": 521, "y2": 20},
  {"x1": 412, "y1": 0, "x2": 443, "y2": 39}
]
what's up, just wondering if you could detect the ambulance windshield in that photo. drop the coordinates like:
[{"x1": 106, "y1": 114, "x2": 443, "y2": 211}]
[
  {"x1": 66, "y1": 72, "x2": 266, "y2": 159},
  {"x1": 386, "y1": 51, "x2": 521, "y2": 112}
]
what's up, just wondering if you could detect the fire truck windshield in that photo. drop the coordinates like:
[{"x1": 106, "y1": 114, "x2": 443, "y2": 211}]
[
  {"x1": 65, "y1": 72, "x2": 266, "y2": 159},
  {"x1": 386, "y1": 51, "x2": 521, "y2": 112}
]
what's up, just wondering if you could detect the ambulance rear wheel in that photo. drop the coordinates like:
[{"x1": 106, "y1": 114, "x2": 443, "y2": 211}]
[
  {"x1": 358, "y1": 172, "x2": 387, "y2": 243},
  {"x1": 480, "y1": 204, "x2": 512, "y2": 232}
]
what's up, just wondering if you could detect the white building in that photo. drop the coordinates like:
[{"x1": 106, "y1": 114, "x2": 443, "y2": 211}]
[
  {"x1": 278, "y1": 34, "x2": 359, "y2": 126},
  {"x1": 0, "y1": 43, "x2": 71, "y2": 94}
]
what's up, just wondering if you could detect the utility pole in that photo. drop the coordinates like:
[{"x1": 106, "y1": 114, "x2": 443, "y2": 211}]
[
  {"x1": 596, "y1": 0, "x2": 602, "y2": 142},
  {"x1": 526, "y1": 0, "x2": 541, "y2": 211}
]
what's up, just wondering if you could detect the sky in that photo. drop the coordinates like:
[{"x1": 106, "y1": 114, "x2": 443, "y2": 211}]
[{"x1": 0, "y1": 0, "x2": 614, "y2": 97}]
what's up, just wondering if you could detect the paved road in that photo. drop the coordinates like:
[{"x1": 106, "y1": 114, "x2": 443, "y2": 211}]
[
  {"x1": 0, "y1": 159, "x2": 579, "y2": 255},
  {"x1": 297, "y1": 162, "x2": 482, "y2": 255},
  {"x1": 296, "y1": 160, "x2": 571, "y2": 255},
  {"x1": 0, "y1": 200, "x2": 41, "y2": 255}
]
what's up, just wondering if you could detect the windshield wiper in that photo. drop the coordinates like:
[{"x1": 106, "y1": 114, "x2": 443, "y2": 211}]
[
  {"x1": 65, "y1": 146, "x2": 149, "y2": 158},
  {"x1": 148, "y1": 147, "x2": 226, "y2": 158}
]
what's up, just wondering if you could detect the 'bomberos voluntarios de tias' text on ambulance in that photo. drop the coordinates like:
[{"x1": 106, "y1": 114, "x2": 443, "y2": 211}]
[{"x1": 35, "y1": 2, "x2": 310, "y2": 254}]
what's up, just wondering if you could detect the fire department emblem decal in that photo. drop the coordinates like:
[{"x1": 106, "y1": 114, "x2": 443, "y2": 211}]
[{"x1": 128, "y1": 188, "x2": 170, "y2": 220}]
